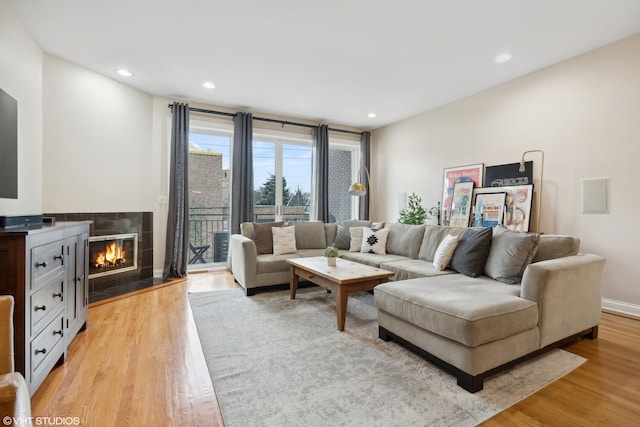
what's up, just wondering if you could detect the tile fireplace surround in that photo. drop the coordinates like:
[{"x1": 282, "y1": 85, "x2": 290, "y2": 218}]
[{"x1": 44, "y1": 212, "x2": 159, "y2": 303}]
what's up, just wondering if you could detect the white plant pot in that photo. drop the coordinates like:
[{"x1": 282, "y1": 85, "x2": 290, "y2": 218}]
[{"x1": 327, "y1": 257, "x2": 336, "y2": 266}]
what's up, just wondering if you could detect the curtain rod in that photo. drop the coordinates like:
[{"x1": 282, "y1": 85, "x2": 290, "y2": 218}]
[{"x1": 168, "y1": 103, "x2": 364, "y2": 136}]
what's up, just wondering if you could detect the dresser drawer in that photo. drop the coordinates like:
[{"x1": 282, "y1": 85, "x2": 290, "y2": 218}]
[
  {"x1": 31, "y1": 239, "x2": 65, "y2": 289},
  {"x1": 31, "y1": 313, "x2": 65, "y2": 374},
  {"x1": 31, "y1": 279, "x2": 65, "y2": 333}
]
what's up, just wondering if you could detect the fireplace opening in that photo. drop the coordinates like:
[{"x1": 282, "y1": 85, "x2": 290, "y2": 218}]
[{"x1": 89, "y1": 233, "x2": 138, "y2": 279}]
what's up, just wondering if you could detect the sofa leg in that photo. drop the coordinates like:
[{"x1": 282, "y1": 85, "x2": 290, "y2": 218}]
[
  {"x1": 457, "y1": 372, "x2": 484, "y2": 393},
  {"x1": 379, "y1": 326, "x2": 392, "y2": 342},
  {"x1": 244, "y1": 287, "x2": 256, "y2": 297},
  {"x1": 584, "y1": 325, "x2": 598, "y2": 339}
]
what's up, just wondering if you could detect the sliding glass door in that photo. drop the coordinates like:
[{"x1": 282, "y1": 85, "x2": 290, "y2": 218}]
[{"x1": 187, "y1": 120, "x2": 232, "y2": 270}]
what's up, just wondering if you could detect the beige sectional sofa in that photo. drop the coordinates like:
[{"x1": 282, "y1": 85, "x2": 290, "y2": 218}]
[{"x1": 230, "y1": 221, "x2": 605, "y2": 392}]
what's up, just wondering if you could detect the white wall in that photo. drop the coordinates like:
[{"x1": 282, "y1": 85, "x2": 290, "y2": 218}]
[
  {"x1": 0, "y1": 0, "x2": 42, "y2": 215},
  {"x1": 372, "y1": 34, "x2": 640, "y2": 314},
  {"x1": 42, "y1": 54, "x2": 155, "y2": 213}
]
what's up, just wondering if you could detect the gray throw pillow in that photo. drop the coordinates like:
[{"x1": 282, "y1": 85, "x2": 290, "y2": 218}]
[
  {"x1": 253, "y1": 222, "x2": 284, "y2": 255},
  {"x1": 484, "y1": 225, "x2": 540, "y2": 284},
  {"x1": 450, "y1": 227, "x2": 493, "y2": 278},
  {"x1": 333, "y1": 220, "x2": 372, "y2": 250}
]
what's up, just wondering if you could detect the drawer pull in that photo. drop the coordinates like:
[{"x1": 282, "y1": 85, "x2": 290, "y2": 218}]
[
  {"x1": 35, "y1": 348, "x2": 47, "y2": 355},
  {"x1": 54, "y1": 254, "x2": 64, "y2": 261},
  {"x1": 53, "y1": 330, "x2": 63, "y2": 336},
  {"x1": 36, "y1": 261, "x2": 48, "y2": 268},
  {"x1": 53, "y1": 292, "x2": 63, "y2": 299},
  {"x1": 35, "y1": 305, "x2": 47, "y2": 311}
]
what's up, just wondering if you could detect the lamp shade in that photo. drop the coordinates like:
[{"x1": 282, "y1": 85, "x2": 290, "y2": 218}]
[{"x1": 349, "y1": 182, "x2": 367, "y2": 196}]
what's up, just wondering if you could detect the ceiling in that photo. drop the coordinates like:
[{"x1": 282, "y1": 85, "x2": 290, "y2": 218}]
[{"x1": 7, "y1": 0, "x2": 640, "y2": 129}]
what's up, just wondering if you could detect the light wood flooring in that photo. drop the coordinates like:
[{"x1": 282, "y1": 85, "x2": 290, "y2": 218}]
[{"x1": 31, "y1": 271, "x2": 640, "y2": 426}]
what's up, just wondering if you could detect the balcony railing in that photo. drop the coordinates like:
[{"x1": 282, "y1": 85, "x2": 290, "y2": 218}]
[
  {"x1": 188, "y1": 205, "x2": 309, "y2": 265},
  {"x1": 189, "y1": 207, "x2": 229, "y2": 265}
]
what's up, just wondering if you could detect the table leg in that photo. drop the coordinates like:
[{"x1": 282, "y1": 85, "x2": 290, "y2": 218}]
[
  {"x1": 289, "y1": 267, "x2": 299, "y2": 299},
  {"x1": 336, "y1": 285, "x2": 348, "y2": 331}
]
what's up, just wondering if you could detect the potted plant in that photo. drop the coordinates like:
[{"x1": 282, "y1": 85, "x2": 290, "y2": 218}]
[
  {"x1": 399, "y1": 193, "x2": 438, "y2": 225},
  {"x1": 324, "y1": 245, "x2": 339, "y2": 266}
]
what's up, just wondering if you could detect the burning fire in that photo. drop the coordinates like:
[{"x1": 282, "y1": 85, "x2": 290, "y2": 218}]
[{"x1": 95, "y1": 242, "x2": 126, "y2": 268}]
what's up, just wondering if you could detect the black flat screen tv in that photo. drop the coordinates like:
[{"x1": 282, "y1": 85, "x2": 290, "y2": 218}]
[{"x1": 0, "y1": 88, "x2": 18, "y2": 199}]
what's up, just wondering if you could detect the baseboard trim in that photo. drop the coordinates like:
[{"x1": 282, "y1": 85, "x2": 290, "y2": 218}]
[{"x1": 602, "y1": 298, "x2": 640, "y2": 319}]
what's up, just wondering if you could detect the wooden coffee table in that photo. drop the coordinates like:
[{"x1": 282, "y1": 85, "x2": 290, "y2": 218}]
[{"x1": 287, "y1": 257, "x2": 394, "y2": 331}]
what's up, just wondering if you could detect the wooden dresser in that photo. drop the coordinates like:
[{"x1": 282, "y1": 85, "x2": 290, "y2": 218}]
[{"x1": 0, "y1": 221, "x2": 91, "y2": 395}]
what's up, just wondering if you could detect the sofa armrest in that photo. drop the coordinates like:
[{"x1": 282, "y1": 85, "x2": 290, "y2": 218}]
[
  {"x1": 521, "y1": 253, "x2": 605, "y2": 347},
  {"x1": 229, "y1": 234, "x2": 258, "y2": 289},
  {"x1": 0, "y1": 373, "x2": 32, "y2": 425}
]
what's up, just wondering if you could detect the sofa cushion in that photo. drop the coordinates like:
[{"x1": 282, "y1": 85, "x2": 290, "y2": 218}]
[
  {"x1": 361, "y1": 228, "x2": 389, "y2": 254},
  {"x1": 433, "y1": 234, "x2": 459, "y2": 270},
  {"x1": 374, "y1": 276, "x2": 539, "y2": 347},
  {"x1": 334, "y1": 220, "x2": 372, "y2": 250},
  {"x1": 484, "y1": 225, "x2": 540, "y2": 284},
  {"x1": 340, "y1": 252, "x2": 410, "y2": 268},
  {"x1": 450, "y1": 227, "x2": 493, "y2": 277},
  {"x1": 253, "y1": 222, "x2": 284, "y2": 255},
  {"x1": 418, "y1": 225, "x2": 467, "y2": 262},
  {"x1": 272, "y1": 226, "x2": 297, "y2": 255},
  {"x1": 385, "y1": 223, "x2": 426, "y2": 258},
  {"x1": 532, "y1": 235, "x2": 580, "y2": 263},
  {"x1": 292, "y1": 221, "x2": 326, "y2": 249},
  {"x1": 324, "y1": 224, "x2": 338, "y2": 249},
  {"x1": 380, "y1": 259, "x2": 457, "y2": 281}
]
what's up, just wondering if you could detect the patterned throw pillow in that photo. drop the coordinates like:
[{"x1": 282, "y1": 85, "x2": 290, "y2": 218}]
[
  {"x1": 432, "y1": 234, "x2": 460, "y2": 271},
  {"x1": 272, "y1": 226, "x2": 297, "y2": 256},
  {"x1": 360, "y1": 228, "x2": 389, "y2": 254}
]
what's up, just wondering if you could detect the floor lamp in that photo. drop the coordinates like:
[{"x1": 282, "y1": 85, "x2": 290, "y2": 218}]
[
  {"x1": 349, "y1": 164, "x2": 371, "y2": 220},
  {"x1": 519, "y1": 150, "x2": 544, "y2": 233}
]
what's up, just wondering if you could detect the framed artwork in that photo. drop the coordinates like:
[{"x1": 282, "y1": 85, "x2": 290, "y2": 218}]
[
  {"x1": 484, "y1": 161, "x2": 532, "y2": 187},
  {"x1": 473, "y1": 192, "x2": 506, "y2": 228},
  {"x1": 449, "y1": 181, "x2": 474, "y2": 228},
  {"x1": 441, "y1": 163, "x2": 484, "y2": 216},
  {"x1": 473, "y1": 185, "x2": 534, "y2": 231}
]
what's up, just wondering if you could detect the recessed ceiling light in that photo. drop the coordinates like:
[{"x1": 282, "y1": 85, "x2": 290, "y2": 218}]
[
  {"x1": 495, "y1": 53, "x2": 512, "y2": 63},
  {"x1": 368, "y1": 113, "x2": 377, "y2": 118},
  {"x1": 203, "y1": 81, "x2": 216, "y2": 89},
  {"x1": 116, "y1": 69, "x2": 134, "y2": 77}
]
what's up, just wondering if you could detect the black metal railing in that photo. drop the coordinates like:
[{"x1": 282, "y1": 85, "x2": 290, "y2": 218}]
[
  {"x1": 188, "y1": 205, "x2": 310, "y2": 265},
  {"x1": 188, "y1": 207, "x2": 229, "y2": 264}
]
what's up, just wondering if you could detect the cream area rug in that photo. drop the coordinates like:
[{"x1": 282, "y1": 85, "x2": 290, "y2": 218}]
[{"x1": 189, "y1": 288, "x2": 585, "y2": 427}]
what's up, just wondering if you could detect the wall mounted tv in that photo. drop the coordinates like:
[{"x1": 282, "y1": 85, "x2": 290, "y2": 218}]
[{"x1": 0, "y1": 88, "x2": 18, "y2": 199}]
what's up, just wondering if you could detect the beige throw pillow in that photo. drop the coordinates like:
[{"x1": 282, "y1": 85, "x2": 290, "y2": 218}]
[
  {"x1": 272, "y1": 226, "x2": 297, "y2": 256},
  {"x1": 433, "y1": 234, "x2": 460, "y2": 271},
  {"x1": 349, "y1": 227, "x2": 367, "y2": 252}
]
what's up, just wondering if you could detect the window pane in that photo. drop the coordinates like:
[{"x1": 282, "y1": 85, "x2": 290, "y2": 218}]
[
  {"x1": 328, "y1": 148, "x2": 354, "y2": 222},
  {"x1": 282, "y1": 143, "x2": 312, "y2": 222},
  {"x1": 253, "y1": 140, "x2": 276, "y2": 222}
]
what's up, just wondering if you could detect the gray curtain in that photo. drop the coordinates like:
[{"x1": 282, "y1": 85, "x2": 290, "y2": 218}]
[
  {"x1": 163, "y1": 103, "x2": 190, "y2": 280},
  {"x1": 359, "y1": 131, "x2": 371, "y2": 220},
  {"x1": 313, "y1": 124, "x2": 330, "y2": 222},
  {"x1": 231, "y1": 112, "x2": 254, "y2": 234}
]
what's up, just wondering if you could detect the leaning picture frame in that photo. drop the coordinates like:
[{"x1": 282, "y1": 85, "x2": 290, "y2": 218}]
[
  {"x1": 441, "y1": 163, "x2": 484, "y2": 221},
  {"x1": 449, "y1": 181, "x2": 474, "y2": 228},
  {"x1": 473, "y1": 184, "x2": 534, "y2": 231},
  {"x1": 472, "y1": 191, "x2": 506, "y2": 228}
]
